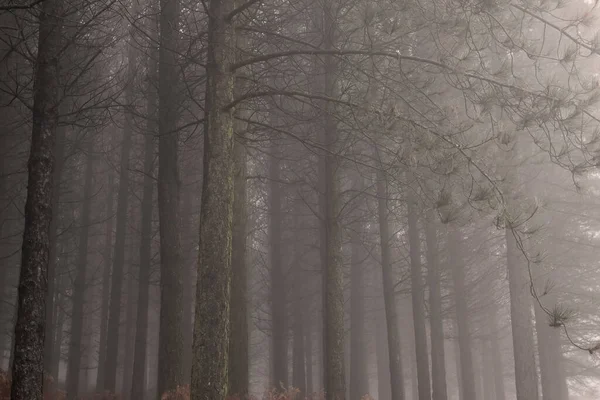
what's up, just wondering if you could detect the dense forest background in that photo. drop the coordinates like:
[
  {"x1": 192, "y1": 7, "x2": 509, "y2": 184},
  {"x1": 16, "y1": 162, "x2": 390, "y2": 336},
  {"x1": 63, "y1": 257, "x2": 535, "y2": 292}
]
[{"x1": 2, "y1": 0, "x2": 600, "y2": 399}]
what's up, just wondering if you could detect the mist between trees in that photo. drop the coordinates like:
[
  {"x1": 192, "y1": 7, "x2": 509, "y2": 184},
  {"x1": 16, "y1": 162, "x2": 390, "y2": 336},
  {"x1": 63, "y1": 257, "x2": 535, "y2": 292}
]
[{"x1": 2, "y1": 0, "x2": 600, "y2": 399}]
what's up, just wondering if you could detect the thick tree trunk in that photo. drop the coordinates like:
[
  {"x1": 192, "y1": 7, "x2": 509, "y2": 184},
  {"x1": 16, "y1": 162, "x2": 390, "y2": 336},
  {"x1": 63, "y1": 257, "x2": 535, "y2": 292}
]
[
  {"x1": 130, "y1": 51, "x2": 156, "y2": 397},
  {"x1": 349, "y1": 225, "x2": 369, "y2": 400},
  {"x1": 505, "y1": 226, "x2": 539, "y2": 400},
  {"x1": 10, "y1": 0, "x2": 64, "y2": 397},
  {"x1": 96, "y1": 172, "x2": 114, "y2": 392},
  {"x1": 156, "y1": 0, "x2": 185, "y2": 394},
  {"x1": 104, "y1": 24, "x2": 136, "y2": 394},
  {"x1": 227, "y1": 111, "x2": 249, "y2": 396},
  {"x1": 447, "y1": 227, "x2": 476, "y2": 400},
  {"x1": 406, "y1": 192, "x2": 431, "y2": 400},
  {"x1": 424, "y1": 214, "x2": 447, "y2": 400},
  {"x1": 190, "y1": 0, "x2": 236, "y2": 397},
  {"x1": 66, "y1": 138, "x2": 95, "y2": 400},
  {"x1": 376, "y1": 167, "x2": 405, "y2": 400},
  {"x1": 269, "y1": 140, "x2": 288, "y2": 390}
]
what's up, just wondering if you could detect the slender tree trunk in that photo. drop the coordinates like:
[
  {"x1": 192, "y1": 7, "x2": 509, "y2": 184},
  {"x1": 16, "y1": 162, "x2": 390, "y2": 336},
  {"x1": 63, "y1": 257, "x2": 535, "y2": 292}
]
[
  {"x1": 123, "y1": 255, "x2": 138, "y2": 398},
  {"x1": 190, "y1": 0, "x2": 236, "y2": 397},
  {"x1": 228, "y1": 111, "x2": 249, "y2": 396},
  {"x1": 156, "y1": 0, "x2": 185, "y2": 393},
  {"x1": 447, "y1": 227, "x2": 476, "y2": 400},
  {"x1": 451, "y1": 319, "x2": 462, "y2": 400},
  {"x1": 406, "y1": 191, "x2": 431, "y2": 400},
  {"x1": 480, "y1": 338, "x2": 494, "y2": 400},
  {"x1": 269, "y1": 139, "x2": 288, "y2": 390},
  {"x1": 43, "y1": 125, "x2": 65, "y2": 393},
  {"x1": 292, "y1": 297, "x2": 307, "y2": 397},
  {"x1": 534, "y1": 293, "x2": 567, "y2": 400},
  {"x1": 505, "y1": 226, "x2": 539, "y2": 400},
  {"x1": 375, "y1": 310, "x2": 392, "y2": 400},
  {"x1": 10, "y1": 0, "x2": 64, "y2": 396},
  {"x1": 424, "y1": 214, "x2": 447, "y2": 400},
  {"x1": 66, "y1": 138, "x2": 95, "y2": 400},
  {"x1": 305, "y1": 318, "x2": 314, "y2": 396},
  {"x1": 130, "y1": 49, "x2": 157, "y2": 398},
  {"x1": 104, "y1": 18, "x2": 136, "y2": 392},
  {"x1": 349, "y1": 225, "x2": 369, "y2": 400},
  {"x1": 320, "y1": 2, "x2": 345, "y2": 398},
  {"x1": 489, "y1": 309, "x2": 506, "y2": 400},
  {"x1": 376, "y1": 166, "x2": 405, "y2": 400},
  {"x1": 96, "y1": 172, "x2": 114, "y2": 392}
]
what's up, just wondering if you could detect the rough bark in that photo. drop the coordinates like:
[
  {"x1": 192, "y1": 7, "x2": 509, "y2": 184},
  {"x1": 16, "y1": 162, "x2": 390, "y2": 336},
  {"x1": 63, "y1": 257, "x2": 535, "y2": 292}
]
[
  {"x1": 447, "y1": 227, "x2": 476, "y2": 400},
  {"x1": 156, "y1": 0, "x2": 185, "y2": 393},
  {"x1": 227, "y1": 108, "x2": 249, "y2": 396},
  {"x1": 349, "y1": 225, "x2": 369, "y2": 400},
  {"x1": 269, "y1": 139, "x2": 288, "y2": 390},
  {"x1": 505, "y1": 226, "x2": 539, "y2": 400},
  {"x1": 424, "y1": 214, "x2": 447, "y2": 400},
  {"x1": 10, "y1": 0, "x2": 64, "y2": 396},
  {"x1": 190, "y1": 0, "x2": 236, "y2": 397},
  {"x1": 406, "y1": 192, "x2": 432, "y2": 400},
  {"x1": 376, "y1": 167, "x2": 405, "y2": 400},
  {"x1": 96, "y1": 172, "x2": 114, "y2": 392},
  {"x1": 66, "y1": 138, "x2": 95, "y2": 400}
]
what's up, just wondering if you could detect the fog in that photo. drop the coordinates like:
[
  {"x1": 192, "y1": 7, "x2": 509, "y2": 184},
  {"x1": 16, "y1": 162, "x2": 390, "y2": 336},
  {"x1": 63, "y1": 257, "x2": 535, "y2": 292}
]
[{"x1": 2, "y1": 0, "x2": 600, "y2": 399}]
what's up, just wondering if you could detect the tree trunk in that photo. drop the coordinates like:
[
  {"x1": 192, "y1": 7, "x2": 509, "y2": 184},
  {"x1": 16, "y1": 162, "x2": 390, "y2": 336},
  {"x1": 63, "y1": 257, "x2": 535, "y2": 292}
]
[
  {"x1": 96, "y1": 172, "x2": 114, "y2": 392},
  {"x1": 156, "y1": 0, "x2": 185, "y2": 393},
  {"x1": 505, "y1": 226, "x2": 539, "y2": 400},
  {"x1": 349, "y1": 225, "x2": 369, "y2": 400},
  {"x1": 534, "y1": 293, "x2": 568, "y2": 400},
  {"x1": 269, "y1": 139, "x2": 288, "y2": 391},
  {"x1": 66, "y1": 138, "x2": 95, "y2": 400},
  {"x1": 376, "y1": 167, "x2": 405, "y2": 400},
  {"x1": 10, "y1": 0, "x2": 64, "y2": 397},
  {"x1": 406, "y1": 191, "x2": 431, "y2": 400},
  {"x1": 104, "y1": 19, "x2": 136, "y2": 393},
  {"x1": 447, "y1": 226, "x2": 476, "y2": 400},
  {"x1": 130, "y1": 45, "x2": 157, "y2": 397},
  {"x1": 320, "y1": 2, "x2": 345, "y2": 398},
  {"x1": 227, "y1": 107, "x2": 249, "y2": 396},
  {"x1": 190, "y1": 0, "x2": 236, "y2": 397},
  {"x1": 489, "y1": 309, "x2": 506, "y2": 400},
  {"x1": 424, "y1": 214, "x2": 447, "y2": 400},
  {"x1": 292, "y1": 298, "x2": 307, "y2": 397},
  {"x1": 123, "y1": 252, "x2": 138, "y2": 398},
  {"x1": 375, "y1": 310, "x2": 392, "y2": 400},
  {"x1": 305, "y1": 316, "x2": 314, "y2": 396}
]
